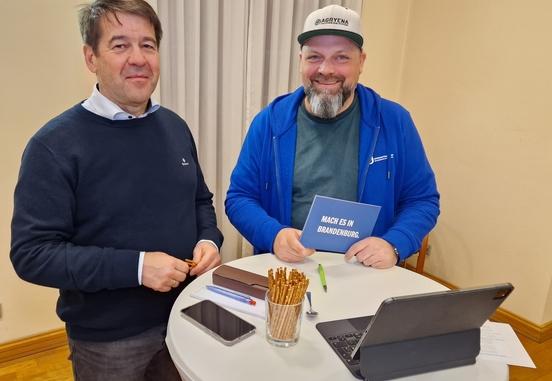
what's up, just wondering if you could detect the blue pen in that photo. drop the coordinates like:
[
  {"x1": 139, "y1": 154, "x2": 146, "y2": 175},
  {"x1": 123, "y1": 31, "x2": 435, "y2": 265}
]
[{"x1": 206, "y1": 285, "x2": 257, "y2": 306}]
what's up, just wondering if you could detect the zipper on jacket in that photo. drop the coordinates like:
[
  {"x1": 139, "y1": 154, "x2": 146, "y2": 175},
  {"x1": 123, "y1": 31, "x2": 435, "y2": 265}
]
[
  {"x1": 371, "y1": 154, "x2": 394, "y2": 179},
  {"x1": 272, "y1": 136, "x2": 285, "y2": 220},
  {"x1": 358, "y1": 126, "x2": 380, "y2": 201},
  {"x1": 386, "y1": 154, "x2": 394, "y2": 179}
]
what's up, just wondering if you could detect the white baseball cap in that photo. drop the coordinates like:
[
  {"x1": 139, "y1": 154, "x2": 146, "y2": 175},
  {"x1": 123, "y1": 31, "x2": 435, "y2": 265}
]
[{"x1": 297, "y1": 5, "x2": 363, "y2": 48}]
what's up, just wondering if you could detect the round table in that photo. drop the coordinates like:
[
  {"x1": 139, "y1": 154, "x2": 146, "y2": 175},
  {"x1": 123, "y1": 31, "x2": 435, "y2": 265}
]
[{"x1": 166, "y1": 252, "x2": 507, "y2": 380}]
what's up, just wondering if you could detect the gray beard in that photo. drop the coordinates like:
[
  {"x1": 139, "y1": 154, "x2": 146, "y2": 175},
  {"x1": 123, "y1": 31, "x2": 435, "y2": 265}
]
[{"x1": 305, "y1": 85, "x2": 352, "y2": 119}]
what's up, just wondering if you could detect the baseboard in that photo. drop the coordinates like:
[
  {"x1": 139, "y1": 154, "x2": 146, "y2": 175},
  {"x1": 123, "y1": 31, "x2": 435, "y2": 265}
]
[
  {"x1": 407, "y1": 264, "x2": 552, "y2": 343},
  {"x1": 491, "y1": 308, "x2": 552, "y2": 342},
  {"x1": 0, "y1": 328, "x2": 67, "y2": 364},
  {"x1": 542, "y1": 321, "x2": 552, "y2": 342}
]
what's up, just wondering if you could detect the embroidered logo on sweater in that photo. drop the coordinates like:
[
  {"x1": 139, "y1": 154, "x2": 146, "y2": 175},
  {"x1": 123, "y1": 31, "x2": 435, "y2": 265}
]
[{"x1": 181, "y1": 158, "x2": 189, "y2": 166}]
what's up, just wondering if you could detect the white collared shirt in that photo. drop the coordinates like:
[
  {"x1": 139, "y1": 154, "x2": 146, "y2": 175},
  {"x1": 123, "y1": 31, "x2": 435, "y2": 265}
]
[
  {"x1": 80, "y1": 85, "x2": 219, "y2": 285},
  {"x1": 81, "y1": 85, "x2": 160, "y2": 119}
]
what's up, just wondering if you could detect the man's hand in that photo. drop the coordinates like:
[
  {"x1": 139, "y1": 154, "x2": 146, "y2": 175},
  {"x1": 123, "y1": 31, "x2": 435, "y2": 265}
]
[
  {"x1": 273, "y1": 228, "x2": 315, "y2": 262},
  {"x1": 142, "y1": 251, "x2": 189, "y2": 292},
  {"x1": 344, "y1": 237, "x2": 397, "y2": 269},
  {"x1": 190, "y1": 241, "x2": 221, "y2": 276}
]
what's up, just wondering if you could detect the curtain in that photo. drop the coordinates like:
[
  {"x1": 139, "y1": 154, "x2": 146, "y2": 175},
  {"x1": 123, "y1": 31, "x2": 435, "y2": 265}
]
[{"x1": 157, "y1": 0, "x2": 362, "y2": 262}]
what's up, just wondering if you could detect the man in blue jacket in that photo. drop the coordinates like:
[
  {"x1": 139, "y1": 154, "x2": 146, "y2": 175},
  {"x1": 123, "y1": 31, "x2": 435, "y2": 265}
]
[{"x1": 225, "y1": 5, "x2": 439, "y2": 269}]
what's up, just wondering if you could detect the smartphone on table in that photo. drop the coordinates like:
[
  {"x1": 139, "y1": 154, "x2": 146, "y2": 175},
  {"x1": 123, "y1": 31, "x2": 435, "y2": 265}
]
[{"x1": 180, "y1": 300, "x2": 256, "y2": 346}]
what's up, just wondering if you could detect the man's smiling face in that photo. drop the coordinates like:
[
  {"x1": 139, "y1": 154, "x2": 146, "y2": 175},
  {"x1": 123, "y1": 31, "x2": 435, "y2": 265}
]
[
  {"x1": 300, "y1": 35, "x2": 365, "y2": 118},
  {"x1": 83, "y1": 12, "x2": 160, "y2": 115}
]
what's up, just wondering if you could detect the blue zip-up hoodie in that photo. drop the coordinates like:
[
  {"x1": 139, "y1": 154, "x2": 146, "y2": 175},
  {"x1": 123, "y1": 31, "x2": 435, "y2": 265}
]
[{"x1": 225, "y1": 84, "x2": 439, "y2": 261}]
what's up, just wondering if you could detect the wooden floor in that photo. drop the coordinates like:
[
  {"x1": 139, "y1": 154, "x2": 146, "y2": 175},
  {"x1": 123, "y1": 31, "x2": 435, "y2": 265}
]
[
  {"x1": 510, "y1": 334, "x2": 552, "y2": 381},
  {"x1": 0, "y1": 334, "x2": 550, "y2": 380},
  {"x1": 0, "y1": 345, "x2": 72, "y2": 381}
]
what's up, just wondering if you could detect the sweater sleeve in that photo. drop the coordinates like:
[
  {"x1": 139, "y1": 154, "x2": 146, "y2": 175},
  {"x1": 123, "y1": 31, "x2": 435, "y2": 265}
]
[
  {"x1": 10, "y1": 138, "x2": 140, "y2": 292},
  {"x1": 381, "y1": 111, "x2": 440, "y2": 260},
  {"x1": 225, "y1": 111, "x2": 286, "y2": 253}
]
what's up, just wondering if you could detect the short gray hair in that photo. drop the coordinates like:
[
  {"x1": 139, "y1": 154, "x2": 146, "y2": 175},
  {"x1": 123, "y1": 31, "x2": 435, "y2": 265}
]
[{"x1": 78, "y1": 0, "x2": 163, "y2": 53}]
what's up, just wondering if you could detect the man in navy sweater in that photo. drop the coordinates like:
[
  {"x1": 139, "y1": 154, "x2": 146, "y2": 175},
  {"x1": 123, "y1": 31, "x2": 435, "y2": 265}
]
[{"x1": 10, "y1": 1, "x2": 222, "y2": 379}]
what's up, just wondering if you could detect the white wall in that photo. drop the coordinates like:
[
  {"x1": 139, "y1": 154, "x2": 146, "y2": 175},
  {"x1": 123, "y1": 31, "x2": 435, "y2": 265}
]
[
  {"x1": 361, "y1": 0, "x2": 411, "y2": 101},
  {"x1": 361, "y1": 0, "x2": 552, "y2": 325},
  {"x1": 0, "y1": 1, "x2": 95, "y2": 342}
]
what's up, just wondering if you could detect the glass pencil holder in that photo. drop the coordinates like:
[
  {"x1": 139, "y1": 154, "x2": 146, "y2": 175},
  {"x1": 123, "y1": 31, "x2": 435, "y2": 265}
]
[{"x1": 265, "y1": 292, "x2": 304, "y2": 347}]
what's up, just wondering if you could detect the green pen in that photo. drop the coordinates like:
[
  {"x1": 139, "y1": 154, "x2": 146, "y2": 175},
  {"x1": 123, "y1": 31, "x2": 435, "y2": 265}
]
[{"x1": 318, "y1": 263, "x2": 327, "y2": 292}]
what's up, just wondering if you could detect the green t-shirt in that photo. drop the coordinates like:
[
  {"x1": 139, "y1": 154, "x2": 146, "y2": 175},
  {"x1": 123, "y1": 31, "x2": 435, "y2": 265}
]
[{"x1": 291, "y1": 96, "x2": 360, "y2": 229}]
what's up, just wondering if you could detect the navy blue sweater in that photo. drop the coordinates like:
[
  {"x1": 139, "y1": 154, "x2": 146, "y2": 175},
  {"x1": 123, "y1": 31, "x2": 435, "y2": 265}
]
[{"x1": 11, "y1": 104, "x2": 223, "y2": 341}]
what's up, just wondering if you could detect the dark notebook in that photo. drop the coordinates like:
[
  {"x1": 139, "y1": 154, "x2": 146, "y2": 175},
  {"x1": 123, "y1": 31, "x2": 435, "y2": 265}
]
[{"x1": 316, "y1": 283, "x2": 513, "y2": 379}]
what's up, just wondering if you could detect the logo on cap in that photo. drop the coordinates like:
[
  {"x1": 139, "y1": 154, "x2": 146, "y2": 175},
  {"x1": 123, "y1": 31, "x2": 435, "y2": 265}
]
[{"x1": 314, "y1": 17, "x2": 349, "y2": 26}]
